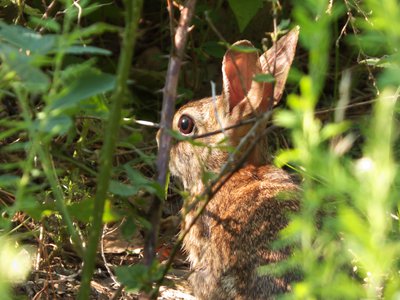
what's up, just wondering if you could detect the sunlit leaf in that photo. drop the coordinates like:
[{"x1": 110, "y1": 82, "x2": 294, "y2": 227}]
[
  {"x1": 253, "y1": 73, "x2": 275, "y2": 83},
  {"x1": 17, "y1": 195, "x2": 55, "y2": 220},
  {"x1": 67, "y1": 198, "x2": 119, "y2": 223},
  {"x1": 320, "y1": 122, "x2": 351, "y2": 140},
  {"x1": 230, "y1": 44, "x2": 259, "y2": 53}
]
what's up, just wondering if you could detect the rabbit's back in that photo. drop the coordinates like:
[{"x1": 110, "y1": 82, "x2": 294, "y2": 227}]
[{"x1": 183, "y1": 164, "x2": 299, "y2": 299}]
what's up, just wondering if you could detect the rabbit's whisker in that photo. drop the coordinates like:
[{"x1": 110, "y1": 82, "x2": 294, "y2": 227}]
[{"x1": 132, "y1": 119, "x2": 160, "y2": 128}]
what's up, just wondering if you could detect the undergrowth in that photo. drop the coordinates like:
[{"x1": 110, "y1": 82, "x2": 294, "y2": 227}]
[{"x1": 0, "y1": 0, "x2": 398, "y2": 299}]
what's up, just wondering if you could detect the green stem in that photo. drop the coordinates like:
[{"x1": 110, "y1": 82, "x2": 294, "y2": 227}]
[
  {"x1": 15, "y1": 87, "x2": 84, "y2": 256},
  {"x1": 37, "y1": 145, "x2": 84, "y2": 256},
  {"x1": 77, "y1": 1, "x2": 143, "y2": 299}
]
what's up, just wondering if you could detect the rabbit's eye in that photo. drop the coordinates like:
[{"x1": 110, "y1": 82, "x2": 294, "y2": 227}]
[{"x1": 178, "y1": 114, "x2": 195, "y2": 135}]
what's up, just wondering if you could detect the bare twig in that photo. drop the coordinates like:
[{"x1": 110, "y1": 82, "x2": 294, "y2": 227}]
[
  {"x1": 42, "y1": 0, "x2": 57, "y2": 19},
  {"x1": 143, "y1": 0, "x2": 197, "y2": 295},
  {"x1": 35, "y1": 225, "x2": 44, "y2": 271},
  {"x1": 72, "y1": 0, "x2": 83, "y2": 26},
  {"x1": 100, "y1": 225, "x2": 121, "y2": 287},
  {"x1": 110, "y1": 285, "x2": 124, "y2": 300}
]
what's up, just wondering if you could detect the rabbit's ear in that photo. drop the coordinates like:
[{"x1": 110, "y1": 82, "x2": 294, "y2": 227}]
[
  {"x1": 221, "y1": 40, "x2": 261, "y2": 113},
  {"x1": 260, "y1": 26, "x2": 299, "y2": 106},
  {"x1": 220, "y1": 27, "x2": 299, "y2": 123}
]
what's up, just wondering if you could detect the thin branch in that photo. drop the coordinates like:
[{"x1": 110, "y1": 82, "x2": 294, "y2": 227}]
[
  {"x1": 101, "y1": 225, "x2": 121, "y2": 287},
  {"x1": 143, "y1": 0, "x2": 197, "y2": 295}
]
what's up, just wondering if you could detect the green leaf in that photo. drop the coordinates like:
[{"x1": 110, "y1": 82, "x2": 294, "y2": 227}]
[
  {"x1": 48, "y1": 70, "x2": 116, "y2": 113},
  {"x1": 29, "y1": 16, "x2": 61, "y2": 33},
  {"x1": 17, "y1": 195, "x2": 55, "y2": 220},
  {"x1": 36, "y1": 114, "x2": 73, "y2": 136},
  {"x1": 202, "y1": 41, "x2": 225, "y2": 58},
  {"x1": 109, "y1": 180, "x2": 139, "y2": 197},
  {"x1": 59, "y1": 58, "x2": 98, "y2": 82},
  {"x1": 67, "y1": 198, "x2": 119, "y2": 223},
  {"x1": 277, "y1": 19, "x2": 291, "y2": 32},
  {"x1": 115, "y1": 264, "x2": 149, "y2": 292},
  {"x1": 63, "y1": 46, "x2": 112, "y2": 56},
  {"x1": 67, "y1": 199, "x2": 93, "y2": 222},
  {"x1": 0, "y1": 21, "x2": 56, "y2": 54},
  {"x1": 320, "y1": 122, "x2": 351, "y2": 140},
  {"x1": 0, "y1": 44, "x2": 50, "y2": 92},
  {"x1": 70, "y1": 22, "x2": 120, "y2": 40},
  {"x1": 274, "y1": 149, "x2": 301, "y2": 167},
  {"x1": 230, "y1": 44, "x2": 259, "y2": 53},
  {"x1": 0, "y1": 175, "x2": 19, "y2": 188},
  {"x1": 227, "y1": 0, "x2": 264, "y2": 32},
  {"x1": 103, "y1": 200, "x2": 120, "y2": 223},
  {"x1": 126, "y1": 132, "x2": 143, "y2": 145},
  {"x1": 120, "y1": 217, "x2": 138, "y2": 240},
  {"x1": 21, "y1": 3, "x2": 42, "y2": 16},
  {"x1": 253, "y1": 73, "x2": 276, "y2": 83},
  {"x1": 125, "y1": 165, "x2": 164, "y2": 199},
  {"x1": 274, "y1": 110, "x2": 298, "y2": 128},
  {"x1": 115, "y1": 262, "x2": 163, "y2": 293},
  {"x1": 79, "y1": 95, "x2": 110, "y2": 118},
  {"x1": 201, "y1": 170, "x2": 217, "y2": 185}
]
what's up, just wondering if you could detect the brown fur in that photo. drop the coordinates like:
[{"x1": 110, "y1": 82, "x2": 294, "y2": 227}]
[
  {"x1": 166, "y1": 28, "x2": 300, "y2": 299},
  {"x1": 182, "y1": 166, "x2": 299, "y2": 299}
]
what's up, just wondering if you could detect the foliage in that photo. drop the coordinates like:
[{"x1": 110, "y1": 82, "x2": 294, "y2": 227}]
[
  {"x1": 271, "y1": 0, "x2": 400, "y2": 298},
  {"x1": 0, "y1": 0, "x2": 399, "y2": 299}
]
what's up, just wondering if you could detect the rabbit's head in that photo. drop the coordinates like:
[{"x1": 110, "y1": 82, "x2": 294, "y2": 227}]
[{"x1": 169, "y1": 28, "x2": 299, "y2": 194}]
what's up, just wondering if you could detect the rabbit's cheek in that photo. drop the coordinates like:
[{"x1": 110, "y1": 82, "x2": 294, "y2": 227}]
[{"x1": 168, "y1": 146, "x2": 179, "y2": 173}]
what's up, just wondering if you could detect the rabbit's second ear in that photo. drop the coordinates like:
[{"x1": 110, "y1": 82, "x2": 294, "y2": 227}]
[{"x1": 260, "y1": 26, "x2": 299, "y2": 106}]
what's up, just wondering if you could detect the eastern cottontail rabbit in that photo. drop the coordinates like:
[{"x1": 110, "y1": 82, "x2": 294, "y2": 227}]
[{"x1": 169, "y1": 27, "x2": 300, "y2": 299}]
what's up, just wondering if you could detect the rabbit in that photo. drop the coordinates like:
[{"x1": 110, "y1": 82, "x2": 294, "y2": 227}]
[{"x1": 168, "y1": 27, "x2": 300, "y2": 299}]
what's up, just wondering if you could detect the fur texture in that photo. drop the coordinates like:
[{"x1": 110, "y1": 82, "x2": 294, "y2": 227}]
[{"x1": 182, "y1": 166, "x2": 299, "y2": 299}]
